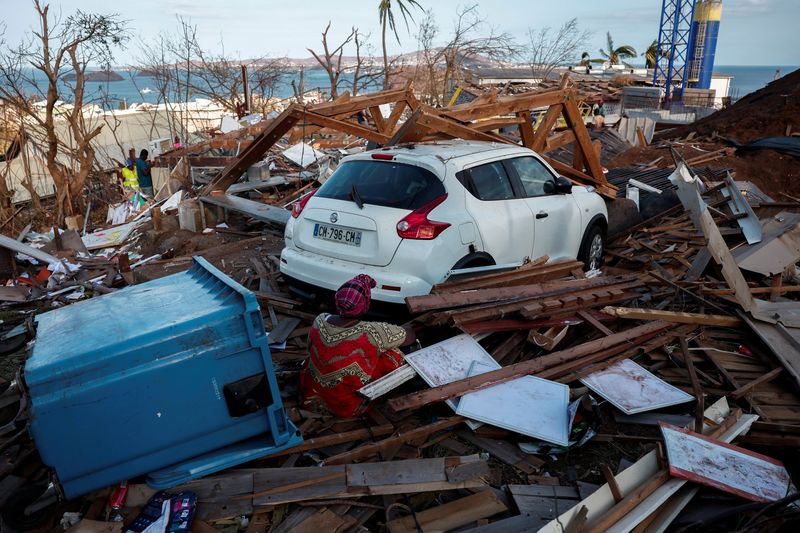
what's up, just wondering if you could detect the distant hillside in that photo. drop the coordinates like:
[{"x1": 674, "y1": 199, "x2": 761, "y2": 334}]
[{"x1": 64, "y1": 70, "x2": 124, "y2": 82}]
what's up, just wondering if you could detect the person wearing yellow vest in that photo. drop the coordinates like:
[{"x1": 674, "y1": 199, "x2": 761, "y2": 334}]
[{"x1": 121, "y1": 158, "x2": 140, "y2": 191}]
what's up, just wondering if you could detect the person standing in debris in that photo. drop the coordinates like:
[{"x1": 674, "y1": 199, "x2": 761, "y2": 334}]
[
  {"x1": 136, "y1": 149, "x2": 154, "y2": 197},
  {"x1": 173, "y1": 136, "x2": 183, "y2": 150},
  {"x1": 593, "y1": 107, "x2": 605, "y2": 129},
  {"x1": 121, "y1": 158, "x2": 140, "y2": 191},
  {"x1": 596, "y1": 98, "x2": 606, "y2": 117},
  {"x1": 299, "y1": 274, "x2": 416, "y2": 418}
]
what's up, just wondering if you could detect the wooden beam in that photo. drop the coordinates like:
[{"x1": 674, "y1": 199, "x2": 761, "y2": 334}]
[
  {"x1": 601, "y1": 307, "x2": 742, "y2": 328},
  {"x1": 152, "y1": 156, "x2": 232, "y2": 168},
  {"x1": 201, "y1": 104, "x2": 304, "y2": 194},
  {"x1": 386, "y1": 490, "x2": 507, "y2": 533},
  {"x1": 303, "y1": 111, "x2": 390, "y2": 144},
  {"x1": 259, "y1": 424, "x2": 395, "y2": 460},
  {"x1": 680, "y1": 336, "x2": 705, "y2": 434},
  {"x1": 387, "y1": 321, "x2": 672, "y2": 412},
  {"x1": 561, "y1": 92, "x2": 606, "y2": 186},
  {"x1": 443, "y1": 89, "x2": 566, "y2": 122},
  {"x1": 369, "y1": 105, "x2": 387, "y2": 134},
  {"x1": 473, "y1": 116, "x2": 526, "y2": 132},
  {"x1": 543, "y1": 129, "x2": 576, "y2": 154},
  {"x1": 584, "y1": 470, "x2": 671, "y2": 533},
  {"x1": 531, "y1": 104, "x2": 563, "y2": 152},
  {"x1": 414, "y1": 107, "x2": 512, "y2": 144},
  {"x1": 384, "y1": 99, "x2": 408, "y2": 133},
  {"x1": 731, "y1": 367, "x2": 784, "y2": 399},
  {"x1": 577, "y1": 309, "x2": 614, "y2": 336},
  {"x1": 601, "y1": 465, "x2": 623, "y2": 503},
  {"x1": 516, "y1": 110, "x2": 535, "y2": 148},
  {"x1": 386, "y1": 107, "x2": 427, "y2": 145},
  {"x1": 308, "y1": 88, "x2": 408, "y2": 117},
  {"x1": 322, "y1": 417, "x2": 465, "y2": 465}
]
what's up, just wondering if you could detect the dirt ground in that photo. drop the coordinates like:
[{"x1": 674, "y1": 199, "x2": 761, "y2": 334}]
[{"x1": 664, "y1": 67, "x2": 800, "y2": 144}]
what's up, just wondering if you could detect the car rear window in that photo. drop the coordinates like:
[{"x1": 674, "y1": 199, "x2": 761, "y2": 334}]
[{"x1": 316, "y1": 160, "x2": 445, "y2": 210}]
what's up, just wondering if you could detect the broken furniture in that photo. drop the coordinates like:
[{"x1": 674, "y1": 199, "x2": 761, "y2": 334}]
[{"x1": 23, "y1": 257, "x2": 301, "y2": 499}]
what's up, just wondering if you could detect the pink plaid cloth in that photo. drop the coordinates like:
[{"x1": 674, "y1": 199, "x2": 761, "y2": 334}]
[{"x1": 335, "y1": 275, "x2": 376, "y2": 317}]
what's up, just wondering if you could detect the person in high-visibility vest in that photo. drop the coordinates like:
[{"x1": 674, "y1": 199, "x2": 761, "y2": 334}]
[{"x1": 121, "y1": 158, "x2": 140, "y2": 191}]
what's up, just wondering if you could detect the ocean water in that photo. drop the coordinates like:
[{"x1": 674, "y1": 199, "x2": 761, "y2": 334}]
[
  {"x1": 13, "y1": 64, "x2": 799, "y2": 109},
  {"x1": 715, "y1": 65, "x2": 799, "y2": 100}
]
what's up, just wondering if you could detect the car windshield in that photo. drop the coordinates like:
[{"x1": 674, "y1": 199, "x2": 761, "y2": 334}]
[{"x1": 316, "y1": 160, "x2": 445, "y2": 210}]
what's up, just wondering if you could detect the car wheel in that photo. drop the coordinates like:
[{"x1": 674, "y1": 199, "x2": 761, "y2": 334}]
[{"x1": 578, "y1": 225, "x2": 605, "y2": 271}]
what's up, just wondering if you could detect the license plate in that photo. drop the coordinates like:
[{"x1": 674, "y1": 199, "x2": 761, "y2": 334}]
[{"x1": 313, "y1": 223, "x2": 362, "y2": 246}]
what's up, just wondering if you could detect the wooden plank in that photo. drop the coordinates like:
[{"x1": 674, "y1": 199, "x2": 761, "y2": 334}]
[
  {"x1": 561, "y1": 93, "x2": 606, "y2": 185},
  {"x1": 731, "y1": 367, "x2": 785, "y2": 399},
  {"x1": 543, "y1": 130, "x2": 577, "y2": 154},
  {"x1": 412, "y1": 274, "x2": 637, "y2": 314},
  {"x1": 260, "y1": 424, "x2": 394, "y2": 459},
  {"x1": 577, "y1": 310, "x2": 614, "y2": 336},
  {"x1": 680, "y1": 336, "x2": 705, "y2": 434},
  {"x1": 387, "y1": 490, "x2": 508, "y2": 533},
  {"x1": 457, "y1": 431, "x2": 545, "y2": 474},
  {"x1": 369, "y1": 105, "x2": 387, "y2": 134},
  {"x1": 601, "y1": 465, "x2": 623, "y2": 503},
  {"x1": 347, "y1": 457, "x2": 452, "y2": 486},
  {"x1": 388, "y1": 321, "x2": 672, "y2": 412},
  {"x1": 443, "y1": 89, "x2": 566, "y2": 122},
  {"x1": 304, "y1": 111, "x2": 390, "y2": 144},
  {"x1": 517, "y1": 110, "x2": 536, "y2": 148},
  {"x1": 531, "y1": 104, "x2": 564, "y2": 152},
  {"x1": 601, "y1": 307, "x2": 741, "y2": 328},
  {"x1": 323, "y1": 417, "x2": 465, "y2": 465},
  {"x1": 584, "y1": 470, "x2": 672, "y2": 533}
]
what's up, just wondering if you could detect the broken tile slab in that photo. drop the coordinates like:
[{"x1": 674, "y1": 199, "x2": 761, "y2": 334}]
[
  {"x1": 456, "y1": 361, "x2": 570, "y2": 446},
  {"x1": 404, "y1": 334, "x2": 501, "y2": 420},
  {"x1": 580, "y1": 358, "x2": 694, "y2": 415},
  {"x1": 659, "y1": 422, "x2": 792, "y2": 502},
  {"x1": 82, "y1": 221, "x2": 140, "y2": 250},
  {"x1": 282, "y1": 142, "x2": 326, "y2": 168}
]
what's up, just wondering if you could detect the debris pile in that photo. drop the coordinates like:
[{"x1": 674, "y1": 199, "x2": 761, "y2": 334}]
[{"x1": 0, "y1": 81, "x2": 798, "y2": 532}]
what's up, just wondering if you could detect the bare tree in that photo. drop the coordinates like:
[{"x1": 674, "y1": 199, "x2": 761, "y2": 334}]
[
  {"x1": 525, "y1": 18, "x2": 591, "y2": 81},
  {"x1": 307, "y1": 22, "x2": 356, "y2": 100},
  {"x1": 413, "y1": 5, "x2": 518, "y2": 106},
  {"x1": 0, "y1": 1, "x2": 127, "y2": 222},
  {"x1": 350, "y1": 30, "x2": 384, "y2": 96},
  {"x1": 136, "y1": 17, "x2": 287, "y2": 138}
]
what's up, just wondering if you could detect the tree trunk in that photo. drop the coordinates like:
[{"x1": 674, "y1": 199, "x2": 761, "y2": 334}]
[{"x1": 382, "y1": 12, "x2": 390, "y2": 89}]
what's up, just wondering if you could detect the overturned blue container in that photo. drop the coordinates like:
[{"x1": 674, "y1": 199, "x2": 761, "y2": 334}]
[{"x1": 24, "y1": 257, "x2": 302, "y2": 499}]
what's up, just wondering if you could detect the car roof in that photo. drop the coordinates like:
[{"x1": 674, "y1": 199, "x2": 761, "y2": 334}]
[{"x1": 345, "y1": 140, "x2": 533, "y2": 168}]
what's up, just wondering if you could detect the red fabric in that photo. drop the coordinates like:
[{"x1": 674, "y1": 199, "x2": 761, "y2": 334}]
[{"x1": 300, "y1": 326, "x2": 402, "y2": 418}]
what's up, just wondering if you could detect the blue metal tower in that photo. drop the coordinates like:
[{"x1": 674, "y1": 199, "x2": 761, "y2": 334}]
[{"x1": 653, "y1": 0, "x2": 698, "y2": 101}]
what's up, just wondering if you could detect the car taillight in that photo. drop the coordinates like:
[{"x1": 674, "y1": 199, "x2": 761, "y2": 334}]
[
  {"x1": 371, "y1": 153, "x2": 394, "y2": 160},
  {"x1": 291, "y1": 189, "x2": 317, "y2": 218},
  {"x1": 396, "y1": 194, "x2": 450, "y2": 240}
]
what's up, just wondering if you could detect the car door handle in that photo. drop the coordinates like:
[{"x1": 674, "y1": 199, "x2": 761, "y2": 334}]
[{"x1": 536, "y1": 212, "x2": 548, "y2": 219}]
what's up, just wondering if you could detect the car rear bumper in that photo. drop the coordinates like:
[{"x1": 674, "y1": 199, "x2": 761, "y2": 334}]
[{"x1": 279, "y1": 247, "x2": 433, "y2": 304}]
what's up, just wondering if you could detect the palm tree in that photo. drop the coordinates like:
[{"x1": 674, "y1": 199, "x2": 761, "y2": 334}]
[
  {"x1": 598, "y1": 32, "x2": 637, "y2": 66},
  {"x1": 379, "y1": 0, "x2": 423, "y2": 89},
  {"x1": 643, "y1": 40, "x2": 658, "y2": 69}
]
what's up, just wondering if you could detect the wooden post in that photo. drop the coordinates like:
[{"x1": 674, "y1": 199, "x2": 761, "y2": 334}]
[
  {"x1": 151, "y1": 206, "x2": 162, "y2": 231},
  {"x1": 680, "y1": 336, "x2": 705, "y2": 434}
]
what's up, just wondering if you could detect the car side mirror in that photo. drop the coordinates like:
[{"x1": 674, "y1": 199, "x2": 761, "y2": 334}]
[
  {"x1": 543, "y1": 180, "x2": 556, "y2": 194},
  {"x1": 555, "y1": 176, "x2": 573, "y2": 194}
]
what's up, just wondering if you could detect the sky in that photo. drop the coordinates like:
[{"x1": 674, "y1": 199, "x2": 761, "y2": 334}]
[{"x1": 1, "y1": 0, "x2": 797, "y2": 66}]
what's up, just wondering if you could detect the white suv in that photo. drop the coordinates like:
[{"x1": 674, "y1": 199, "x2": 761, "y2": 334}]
[{"x1": 280, "y1": 140, "x2": 607, "y2": 304}]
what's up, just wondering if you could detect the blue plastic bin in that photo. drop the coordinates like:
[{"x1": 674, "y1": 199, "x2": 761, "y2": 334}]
[{"x1": 24, "y1": 257, "x2": 302, "y2": 499}]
